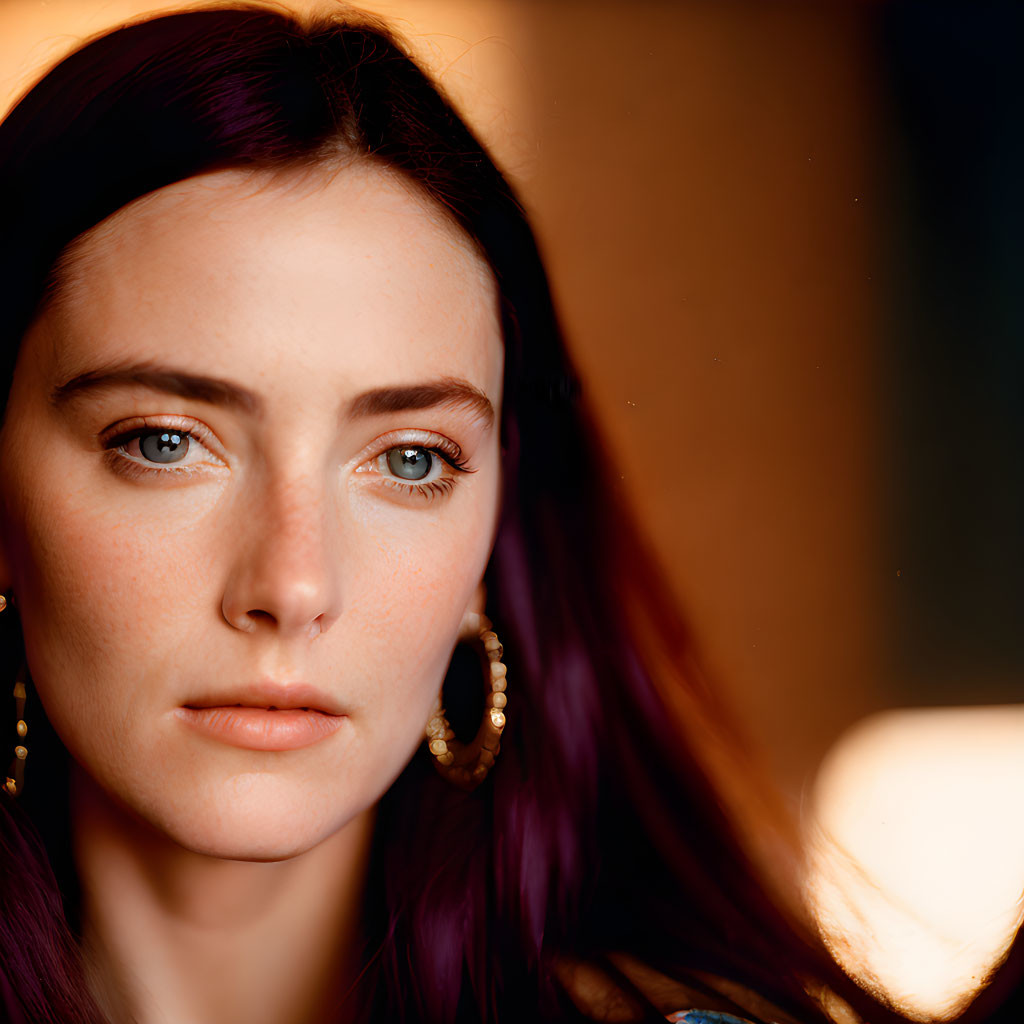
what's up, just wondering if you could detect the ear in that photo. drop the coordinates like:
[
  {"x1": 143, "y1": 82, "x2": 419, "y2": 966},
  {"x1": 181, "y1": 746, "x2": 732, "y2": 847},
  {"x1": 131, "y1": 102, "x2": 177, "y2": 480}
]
[{"x1": 457, "y1": 580, "x2": 488, "y2": 641}]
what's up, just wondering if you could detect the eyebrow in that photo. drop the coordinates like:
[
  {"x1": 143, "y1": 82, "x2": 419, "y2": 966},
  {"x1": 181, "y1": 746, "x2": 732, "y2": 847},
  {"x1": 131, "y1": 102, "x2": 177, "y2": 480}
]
[
  {"x1": 348, "y1": 378, "x2": 493, "y2": 424},
  {"x1": 51, "y1": 365, "x2": 261, "y2": 416},
  {"x1": 49, "y1": 363, "x2": 494, "y2": 426}
]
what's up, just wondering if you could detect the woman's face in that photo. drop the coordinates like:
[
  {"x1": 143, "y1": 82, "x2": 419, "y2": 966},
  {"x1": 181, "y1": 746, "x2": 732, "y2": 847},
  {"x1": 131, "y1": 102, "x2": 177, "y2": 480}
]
[{"x1": 0, "y1": 163, "x2": 503, "y2": 859}]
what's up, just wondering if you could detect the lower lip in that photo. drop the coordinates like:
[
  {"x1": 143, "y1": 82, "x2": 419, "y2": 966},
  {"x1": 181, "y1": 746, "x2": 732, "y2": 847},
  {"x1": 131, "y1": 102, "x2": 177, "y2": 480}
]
[{"x1": 176, "y1": 706, "x2": 345, "y2": 751}]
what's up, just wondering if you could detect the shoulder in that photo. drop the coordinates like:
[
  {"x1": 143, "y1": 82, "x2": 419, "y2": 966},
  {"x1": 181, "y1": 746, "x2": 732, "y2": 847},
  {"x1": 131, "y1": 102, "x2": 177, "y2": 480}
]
[{"x1": 552, "y1": 953, "x2": 813, "y2": 1024}]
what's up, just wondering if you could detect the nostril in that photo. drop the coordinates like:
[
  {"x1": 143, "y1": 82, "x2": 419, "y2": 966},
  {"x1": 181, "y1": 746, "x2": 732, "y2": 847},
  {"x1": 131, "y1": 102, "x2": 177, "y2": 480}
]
[{"x1": 223, "y1": 590, "x2": 338, "y2": 638}]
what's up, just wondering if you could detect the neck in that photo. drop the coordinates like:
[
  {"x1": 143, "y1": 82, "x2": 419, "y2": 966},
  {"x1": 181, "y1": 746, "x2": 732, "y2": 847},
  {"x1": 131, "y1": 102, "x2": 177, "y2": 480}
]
[{"x1": 71, "y1": 767, "x2": 375, "y2": 1024}]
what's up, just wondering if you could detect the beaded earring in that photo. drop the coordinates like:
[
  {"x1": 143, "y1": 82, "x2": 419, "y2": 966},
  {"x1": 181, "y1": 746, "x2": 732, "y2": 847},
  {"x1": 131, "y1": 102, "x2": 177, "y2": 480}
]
[
  {"x1": 1, "y1": 593, "x2": 27, "y2": 798},
  {"x1": 425, "y1": 613, "x2": 507, "y2": 791}
]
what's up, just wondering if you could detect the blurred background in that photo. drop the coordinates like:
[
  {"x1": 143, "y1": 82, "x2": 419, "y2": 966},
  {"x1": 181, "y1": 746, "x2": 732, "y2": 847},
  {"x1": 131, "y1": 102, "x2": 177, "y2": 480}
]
[{"x1": 2, "y1": 1, "x2": 1021, "y2": 1020}]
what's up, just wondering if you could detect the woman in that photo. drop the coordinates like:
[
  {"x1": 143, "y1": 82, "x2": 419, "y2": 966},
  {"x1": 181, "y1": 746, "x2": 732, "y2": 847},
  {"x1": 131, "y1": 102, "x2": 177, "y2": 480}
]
[{"x1": 0, "y1": 4, "x2": 907, "y2": 1023}]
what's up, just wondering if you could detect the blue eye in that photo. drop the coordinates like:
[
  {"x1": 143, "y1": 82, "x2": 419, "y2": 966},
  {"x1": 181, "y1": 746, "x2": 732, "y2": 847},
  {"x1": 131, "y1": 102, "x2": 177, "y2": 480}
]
[
  {"x1": 139, "y1": 430, "x2": 190, "y2": 464},
  {"x1": 386, "y1": 447, "x2": 433, "y2": 480}
]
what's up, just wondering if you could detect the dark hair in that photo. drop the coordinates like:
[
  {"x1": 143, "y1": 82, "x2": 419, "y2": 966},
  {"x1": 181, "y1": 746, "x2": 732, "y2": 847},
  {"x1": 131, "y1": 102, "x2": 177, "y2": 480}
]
[{"x1": 0, "y1": 5, "x2": 906, "y2": 1023}]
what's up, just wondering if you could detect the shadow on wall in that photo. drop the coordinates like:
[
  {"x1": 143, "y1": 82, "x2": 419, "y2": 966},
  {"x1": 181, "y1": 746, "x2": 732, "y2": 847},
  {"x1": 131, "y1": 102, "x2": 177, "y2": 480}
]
[{"x1": 880, "y1": 0, "x2": 1024, "y2": 706}]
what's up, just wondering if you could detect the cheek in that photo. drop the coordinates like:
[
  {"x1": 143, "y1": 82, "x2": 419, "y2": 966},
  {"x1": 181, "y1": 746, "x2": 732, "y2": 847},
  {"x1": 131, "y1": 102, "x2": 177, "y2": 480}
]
[
  {"x1": 4, "y1": 459, "x2": 498, "y2": 756},
  {"x1": 1, "y1": 470, "x2": 204, "y2": 767},
  {"x1": 341, "y1": 484, "x2": 499, "y2": 729}
]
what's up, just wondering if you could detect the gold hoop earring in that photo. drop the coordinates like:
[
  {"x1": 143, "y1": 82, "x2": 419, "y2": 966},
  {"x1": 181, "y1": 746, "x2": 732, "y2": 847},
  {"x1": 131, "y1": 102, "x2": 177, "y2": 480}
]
[
  {"x1": 1, "y1": 594, "x2": 27, "y2": 798},
  {"x1": 426, "y1": 613, "x2": 507, "y2": 791}
]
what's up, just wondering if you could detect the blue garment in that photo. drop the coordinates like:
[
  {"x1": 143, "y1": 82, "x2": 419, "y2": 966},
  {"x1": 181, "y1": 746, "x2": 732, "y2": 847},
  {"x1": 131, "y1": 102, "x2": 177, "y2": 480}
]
[{"x1": 668, "y1": 1012, "x2": 757, "y2": 1024}]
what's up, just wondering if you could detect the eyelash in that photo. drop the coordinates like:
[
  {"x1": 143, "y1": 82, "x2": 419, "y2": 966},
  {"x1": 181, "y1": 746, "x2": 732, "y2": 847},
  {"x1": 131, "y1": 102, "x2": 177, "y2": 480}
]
[
  {"x1": 99, "y1": 417, "x2": 221, "y2": 482},
  {"x1": 366, "y1": 432, "x2": 473, "y2": 502},
  {"x1": 98, "y1": 418, "x2": 474, "y2": 499}
]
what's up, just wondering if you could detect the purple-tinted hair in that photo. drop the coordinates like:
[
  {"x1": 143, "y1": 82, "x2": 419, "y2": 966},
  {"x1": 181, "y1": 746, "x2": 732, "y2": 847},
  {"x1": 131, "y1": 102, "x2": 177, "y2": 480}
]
[{"x1": 0, "y1": 5, "x2": 909, "y2": 1024}]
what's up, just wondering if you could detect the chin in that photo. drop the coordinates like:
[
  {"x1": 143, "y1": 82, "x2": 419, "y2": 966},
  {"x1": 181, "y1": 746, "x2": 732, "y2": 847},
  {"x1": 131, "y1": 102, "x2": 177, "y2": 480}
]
[
  {"x1": 135, "y1": 771, "x2": 371, "y2": 862},
  {"x1": 174, "y1": 828, "x2": 335, "y2": 863}
]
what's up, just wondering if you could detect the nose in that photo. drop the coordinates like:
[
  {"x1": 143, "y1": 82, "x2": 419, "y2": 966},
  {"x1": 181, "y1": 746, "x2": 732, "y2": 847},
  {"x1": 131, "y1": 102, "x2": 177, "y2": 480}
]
[{"x1": 221, "y1": 472, "x2": 344, "y2": 640}]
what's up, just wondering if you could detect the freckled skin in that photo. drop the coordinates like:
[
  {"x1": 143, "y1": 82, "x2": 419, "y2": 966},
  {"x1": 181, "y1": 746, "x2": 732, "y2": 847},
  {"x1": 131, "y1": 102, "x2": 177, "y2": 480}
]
[{"x1": 0, "y1": 163, "x2": 504, "y2": 861}]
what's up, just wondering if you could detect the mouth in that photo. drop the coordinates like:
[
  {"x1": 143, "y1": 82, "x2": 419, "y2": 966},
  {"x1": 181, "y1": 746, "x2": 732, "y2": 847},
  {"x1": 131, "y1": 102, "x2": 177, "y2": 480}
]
[
  {"x1": 184, "y1": 702, "x2": 337, "y2": 714},
  {"x1": 176, "y1": 687, "x2": 347, "y2": 752},
  {"x1": 183, "y1": 682, "x2": 344, "y2": 717}
]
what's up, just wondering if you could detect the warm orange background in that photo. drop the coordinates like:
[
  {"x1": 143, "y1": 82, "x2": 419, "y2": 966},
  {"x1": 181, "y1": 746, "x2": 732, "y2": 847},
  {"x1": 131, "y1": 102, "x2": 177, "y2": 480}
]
[{"x1": 0, "y1": 0, "x2": 886, "y2": 802}]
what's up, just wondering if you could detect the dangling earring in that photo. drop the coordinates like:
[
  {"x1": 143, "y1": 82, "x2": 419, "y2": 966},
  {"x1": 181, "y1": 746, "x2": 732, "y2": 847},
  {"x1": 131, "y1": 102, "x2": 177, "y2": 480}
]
[
  {"x1": 426, "y1": 613, "x2": 508, "y2": 791},
  {"x1": 1, "y1": 594, "x2": 27, "y2": 798}
]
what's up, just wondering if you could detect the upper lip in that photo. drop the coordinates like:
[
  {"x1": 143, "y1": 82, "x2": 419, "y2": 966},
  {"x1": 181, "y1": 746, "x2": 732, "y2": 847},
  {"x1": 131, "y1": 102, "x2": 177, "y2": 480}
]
[{"x1": 183, "y1": 682, "x2": 344, "y2": 716}]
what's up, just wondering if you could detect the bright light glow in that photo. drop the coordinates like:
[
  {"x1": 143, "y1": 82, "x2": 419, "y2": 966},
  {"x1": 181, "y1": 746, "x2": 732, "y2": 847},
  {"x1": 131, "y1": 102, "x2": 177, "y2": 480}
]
[{"x1": 804, "y1": 705, "x2": 1024, "y2": 1020}]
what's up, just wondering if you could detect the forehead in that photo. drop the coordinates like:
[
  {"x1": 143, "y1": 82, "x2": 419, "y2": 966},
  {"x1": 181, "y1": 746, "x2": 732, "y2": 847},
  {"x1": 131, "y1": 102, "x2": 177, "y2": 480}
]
[{"x1": 42, "y1": 162, "x2": 501, "y2": 400}]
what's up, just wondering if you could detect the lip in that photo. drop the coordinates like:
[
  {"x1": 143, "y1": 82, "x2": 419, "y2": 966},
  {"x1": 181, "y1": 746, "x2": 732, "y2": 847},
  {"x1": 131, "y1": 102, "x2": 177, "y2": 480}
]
[
  {"x1": 184, "y1": 681, "x2": 345, "y2": 716},
  {"x1": 176, "y1": 682, "x2": 346, "y2": 751}
]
